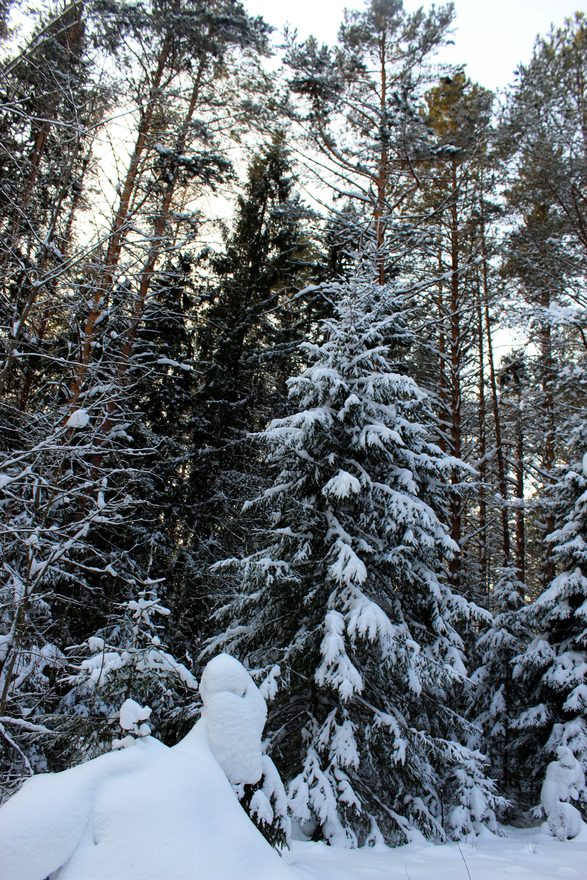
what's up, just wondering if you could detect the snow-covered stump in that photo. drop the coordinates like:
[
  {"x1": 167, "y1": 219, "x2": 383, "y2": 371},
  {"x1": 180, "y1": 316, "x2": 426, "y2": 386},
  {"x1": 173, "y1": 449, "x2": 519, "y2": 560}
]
[
  {"x1": 199, "y1": 653, "x2": 267, "y2": 784},
  {"x1": 540, "y1": 747, "x2": 586, "y2": 841},
  {"x1": 0, "y1": 654, "x2": 293, "y2": 880}
]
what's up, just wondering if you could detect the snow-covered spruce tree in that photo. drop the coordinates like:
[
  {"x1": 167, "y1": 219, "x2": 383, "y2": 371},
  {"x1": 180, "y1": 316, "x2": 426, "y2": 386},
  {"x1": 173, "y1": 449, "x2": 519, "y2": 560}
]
[
  {"x1": 210, "y1": 252, "x2": 501, "y2": 845},
  {"x1": 186, "y1": 135, "x2": 321, "y2": 649},
  {"x1": 60, "y1": 587, "x2": 199, "y2": 761},
  {"x1": 468, "y1": 567, "x2": 527, "y2": 809},
  {"x1": 511, "y1": 432, "x2": 587, "y2": 815}
]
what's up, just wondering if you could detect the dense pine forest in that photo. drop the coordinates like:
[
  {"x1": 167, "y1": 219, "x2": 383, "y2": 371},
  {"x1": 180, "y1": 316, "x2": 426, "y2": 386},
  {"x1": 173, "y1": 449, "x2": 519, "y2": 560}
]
[{"x1": 0, "y1": 0, "x2": 586, "y2": 849}]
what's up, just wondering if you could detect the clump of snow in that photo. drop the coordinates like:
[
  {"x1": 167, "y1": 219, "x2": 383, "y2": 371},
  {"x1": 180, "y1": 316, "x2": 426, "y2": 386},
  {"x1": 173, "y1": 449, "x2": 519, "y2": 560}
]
[
  {"x1": 66, "y1": 408, "x2": 90, "y2": 429},
  {"x1": 200, "y1": 652, "x2": 267, "y2": 785},
  {"x1": 540, "y1": 746, "x2": 586, "y2": 840},
  {"x1": 119, "y1": 698, "x2": 151, "y2": 732},
  {"x1": 117, "y1": 698, "x2": 152, "y2": 743},
  {"x1": 259, "y1": 663, "x2": 281, "y2": 701},
  {"x1": 322, "y1": 469, "x2": 361, "y2": 498},
  {"x1": 0, "y1": 655, "x2": 293, "y2": 880},
  {"x1": 316, "y1": 609, "x2": 363, "y2": 700}
]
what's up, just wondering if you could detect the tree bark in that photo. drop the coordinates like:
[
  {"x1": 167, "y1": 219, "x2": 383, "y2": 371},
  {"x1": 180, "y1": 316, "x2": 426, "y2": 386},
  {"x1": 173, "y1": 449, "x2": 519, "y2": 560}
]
[{"x1": 68, "y1": 38, "x2": 173, "y2": 408}]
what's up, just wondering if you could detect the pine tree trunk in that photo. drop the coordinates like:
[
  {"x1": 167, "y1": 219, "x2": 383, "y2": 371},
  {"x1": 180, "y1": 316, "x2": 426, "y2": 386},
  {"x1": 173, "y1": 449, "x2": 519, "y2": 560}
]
[
  {"x1": 480, "y1": 210, "x2": 511, "y2": 568},
  {"x1": 374, "y1": 36, "x2": 388, "y2": 285},
  {"x1": 448, "y1": 159, "x2": 462, "y2": 588},
  {"x1": 539, "y1": 300, "x2": 556, "y2": 588},
  {"x1": 68, "y1": 38, "x2": 173, "y2": 408},
  {"x1": 476, "y1": 275, "x2": 489, "y2": 597},
  {"x1": 436, "y1": 242, "x2": 448, "y2": 454},
  {"x1": 513, "y1": 382, "x2": 526, "y2": 584}
]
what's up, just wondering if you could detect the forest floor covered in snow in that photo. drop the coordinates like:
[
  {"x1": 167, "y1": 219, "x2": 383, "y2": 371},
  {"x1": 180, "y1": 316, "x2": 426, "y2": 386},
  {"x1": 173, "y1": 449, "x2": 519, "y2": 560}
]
[
  {"x1": 2, "y1": 655, "x2": 585, "y2": 880},
  {"x1": 283, "y1": 826, "x2": 587, "y2": 880}
]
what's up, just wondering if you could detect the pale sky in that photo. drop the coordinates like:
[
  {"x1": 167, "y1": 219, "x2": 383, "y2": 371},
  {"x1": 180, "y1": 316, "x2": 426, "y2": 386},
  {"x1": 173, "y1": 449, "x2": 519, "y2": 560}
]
[{"x1": 246, "y1": 0, "x2": 585, "y2": 90}]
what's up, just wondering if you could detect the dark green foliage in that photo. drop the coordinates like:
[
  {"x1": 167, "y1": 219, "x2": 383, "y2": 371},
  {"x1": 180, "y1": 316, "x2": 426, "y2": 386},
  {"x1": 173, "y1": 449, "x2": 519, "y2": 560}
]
[{"x1": 187, "y1": 135, "x2": 321, "y2": 626}]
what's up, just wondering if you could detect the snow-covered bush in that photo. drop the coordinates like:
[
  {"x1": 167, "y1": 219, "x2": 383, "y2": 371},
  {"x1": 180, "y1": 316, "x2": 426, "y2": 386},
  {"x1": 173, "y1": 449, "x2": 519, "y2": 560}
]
[
  {"x1": 60, "y1": 588, "x2": 198, "y2": 758},
  {"x1": 541, "y1": 746, "x2": 585, "y2": 840}
]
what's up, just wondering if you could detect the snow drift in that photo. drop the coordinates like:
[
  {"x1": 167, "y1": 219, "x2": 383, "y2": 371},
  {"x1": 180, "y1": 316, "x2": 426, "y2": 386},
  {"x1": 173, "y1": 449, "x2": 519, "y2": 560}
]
[{"x1": 0, "y1": 654, "x2": 293, "y2": 880}]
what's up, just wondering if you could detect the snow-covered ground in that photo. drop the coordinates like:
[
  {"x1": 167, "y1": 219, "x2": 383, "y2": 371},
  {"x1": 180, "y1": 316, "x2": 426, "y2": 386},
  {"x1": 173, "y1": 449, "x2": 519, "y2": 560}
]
[
  {"x1": 284, "y1": 826, "x2": 587, "y2": 880},
  {"x1": 1, "y1": 654, "x2": 585, "y2": 880},
  {"x1": 0, "y1": 656, "x2": 291, "y2": 880}
]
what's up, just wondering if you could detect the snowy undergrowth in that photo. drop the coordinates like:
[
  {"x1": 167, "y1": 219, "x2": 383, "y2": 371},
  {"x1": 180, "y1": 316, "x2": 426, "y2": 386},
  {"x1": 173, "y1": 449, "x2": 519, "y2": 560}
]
[{"x1": 0, "y1": 655, "x2": 293, "y2": 880}]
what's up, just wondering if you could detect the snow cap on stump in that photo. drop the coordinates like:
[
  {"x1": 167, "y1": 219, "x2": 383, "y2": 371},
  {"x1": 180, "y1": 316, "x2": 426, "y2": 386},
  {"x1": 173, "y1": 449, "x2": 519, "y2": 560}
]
[{"x1": 200, "y1": 653, "x2": 267, "y2": 785}]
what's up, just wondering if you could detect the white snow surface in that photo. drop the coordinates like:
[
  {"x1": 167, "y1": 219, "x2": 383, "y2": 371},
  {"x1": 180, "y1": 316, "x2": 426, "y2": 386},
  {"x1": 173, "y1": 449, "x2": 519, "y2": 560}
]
[
  {"x1": 0, "y1": 654, "x2": 291, "y2": 880},
  {"x1": 283, "y1": 826, "x2": 587, "y2": 880},
  {"x1": 200, "y1": 653, "x2": 267, "y2": 785}
]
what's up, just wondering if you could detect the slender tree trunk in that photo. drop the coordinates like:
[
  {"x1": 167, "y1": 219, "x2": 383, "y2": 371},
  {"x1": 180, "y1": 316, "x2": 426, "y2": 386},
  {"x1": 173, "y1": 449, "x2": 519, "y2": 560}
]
[
  {"x1": 514, "y1": 392, "x2": 526, "y2": 584},
  {"x1": 480, "y1": 208, "x2": 511, "y2": 568},
  {"x1": 68, "y1": 38, "x2": 173, "y2": 408},
  {"x1": 539, "y1": 297, "x2": 556, "y2": 588},
  {"x1": 476, "y1": 274, "x2": 488, "y2": 598},
  {"x1": 436, "y1": 241, "x2": 448, "y2": 453},
  {"x1": 448, "y1": 159, "x2": 462, "y2": 587},
  {"x1": 374, "y1": 37, "x2": 388, "y2": 284}
]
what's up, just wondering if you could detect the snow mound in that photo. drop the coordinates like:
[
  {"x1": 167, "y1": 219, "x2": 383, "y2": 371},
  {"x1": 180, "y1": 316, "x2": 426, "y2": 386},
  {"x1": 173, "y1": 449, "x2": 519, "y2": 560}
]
[
  {"x1": 200, "y1": 652, "x2": 267, "y2": 784},
  {"x1": 0, "y1": 655, "x2": 292, "y2": 880}
]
